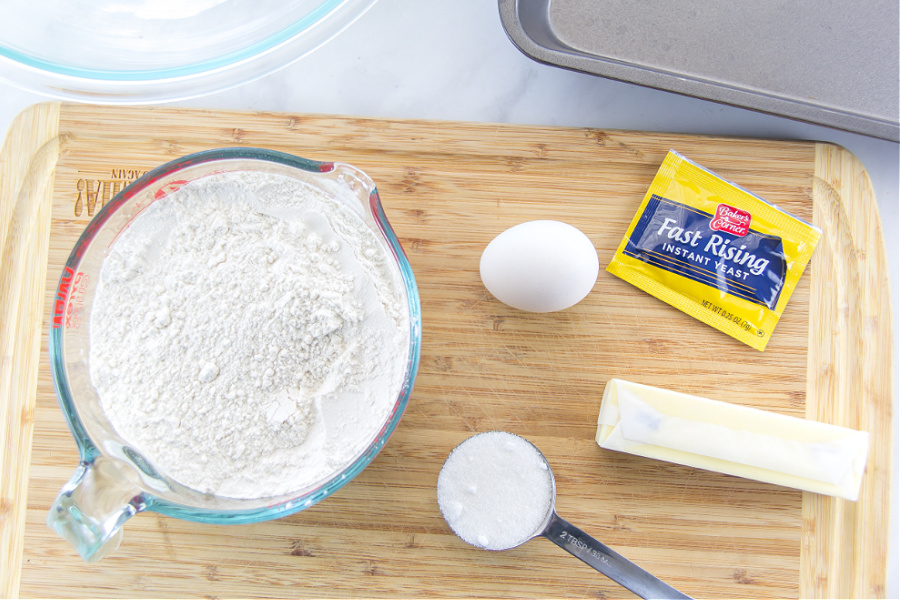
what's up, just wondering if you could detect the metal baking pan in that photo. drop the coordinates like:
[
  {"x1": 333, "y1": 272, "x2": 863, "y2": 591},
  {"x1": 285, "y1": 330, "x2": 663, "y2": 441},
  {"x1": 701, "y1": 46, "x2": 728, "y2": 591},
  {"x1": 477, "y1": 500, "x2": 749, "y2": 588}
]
[{"x1": 499, "y1": 0, "x2": 899, "y2": 142}]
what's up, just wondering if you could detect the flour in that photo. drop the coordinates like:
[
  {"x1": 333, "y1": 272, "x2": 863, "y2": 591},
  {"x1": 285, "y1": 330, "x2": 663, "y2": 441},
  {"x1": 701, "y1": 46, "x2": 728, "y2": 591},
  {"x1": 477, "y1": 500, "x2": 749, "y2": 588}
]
[{"x1": 90, "y1": 170, "x2": 409, "y2": 499}]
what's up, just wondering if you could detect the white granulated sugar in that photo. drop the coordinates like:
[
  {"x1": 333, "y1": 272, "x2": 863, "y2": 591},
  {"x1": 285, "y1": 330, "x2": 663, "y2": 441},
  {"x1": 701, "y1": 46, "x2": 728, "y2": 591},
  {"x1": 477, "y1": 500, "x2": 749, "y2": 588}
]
[
  {"x1": 436, "y1": 431, "x2": 555, "y2": 550},
  {"x1": 90, "y1": 170, "x2": 409, "y2": 499}
]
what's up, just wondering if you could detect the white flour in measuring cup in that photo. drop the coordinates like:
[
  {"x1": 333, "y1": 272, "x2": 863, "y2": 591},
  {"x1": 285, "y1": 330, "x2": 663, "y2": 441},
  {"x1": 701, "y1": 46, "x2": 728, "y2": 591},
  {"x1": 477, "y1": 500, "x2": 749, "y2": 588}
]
[{"x1": 89, "y1": 170, "x2": 409, "y2": 499}]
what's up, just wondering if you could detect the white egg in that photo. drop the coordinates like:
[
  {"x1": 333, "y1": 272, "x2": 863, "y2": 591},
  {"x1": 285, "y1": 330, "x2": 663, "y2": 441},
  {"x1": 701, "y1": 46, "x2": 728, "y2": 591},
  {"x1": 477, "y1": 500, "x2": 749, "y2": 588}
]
[{"x1": 479, "y1": 220, "x2": 599, "y2": 312}]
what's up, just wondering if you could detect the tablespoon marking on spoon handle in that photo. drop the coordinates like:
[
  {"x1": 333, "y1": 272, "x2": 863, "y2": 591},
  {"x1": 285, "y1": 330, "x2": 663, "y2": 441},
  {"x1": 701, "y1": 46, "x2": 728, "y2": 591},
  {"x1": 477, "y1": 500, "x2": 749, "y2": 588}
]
[{"x1": 542, "y1": 512, "x2": 693, "y2": 600}]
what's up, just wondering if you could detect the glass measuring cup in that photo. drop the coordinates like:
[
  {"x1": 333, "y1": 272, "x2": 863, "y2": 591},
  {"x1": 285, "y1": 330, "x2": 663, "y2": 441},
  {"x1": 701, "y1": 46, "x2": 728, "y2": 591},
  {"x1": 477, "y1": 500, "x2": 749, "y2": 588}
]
[
  {"x1": 437, "y1": 432, "x2": 692, "y2": 600},
  {"x1": 48, "y1": 147, "x2": 421, "y2": 561}
]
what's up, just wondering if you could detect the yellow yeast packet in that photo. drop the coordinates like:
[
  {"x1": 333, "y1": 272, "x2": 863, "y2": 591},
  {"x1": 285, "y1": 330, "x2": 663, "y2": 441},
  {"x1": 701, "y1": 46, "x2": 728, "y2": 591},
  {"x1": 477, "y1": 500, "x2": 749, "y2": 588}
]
[{"x1": 608, "y1": 151, "x2": 821, "y2": 351}]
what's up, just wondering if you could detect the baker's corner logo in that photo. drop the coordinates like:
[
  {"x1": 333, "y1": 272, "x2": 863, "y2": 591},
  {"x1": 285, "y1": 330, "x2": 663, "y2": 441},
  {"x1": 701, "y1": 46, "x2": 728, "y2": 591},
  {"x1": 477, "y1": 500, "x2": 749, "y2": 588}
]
[
  {"x1": 74, "y1": 168, "x2": 148, "y2": 217},
  {"x1": 710, "y1": 203, "x2": 752, "y2": 237}
]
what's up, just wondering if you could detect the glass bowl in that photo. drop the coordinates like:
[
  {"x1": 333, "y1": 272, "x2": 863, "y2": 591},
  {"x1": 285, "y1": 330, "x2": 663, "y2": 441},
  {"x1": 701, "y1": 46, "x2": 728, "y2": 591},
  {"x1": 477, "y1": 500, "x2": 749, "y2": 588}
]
[
  {"x1": 0, "y1": 0, "x2": 378, "y2": 102},
  {"x1": 47, "y1": 147, "x2": 421, "y2": 561}
]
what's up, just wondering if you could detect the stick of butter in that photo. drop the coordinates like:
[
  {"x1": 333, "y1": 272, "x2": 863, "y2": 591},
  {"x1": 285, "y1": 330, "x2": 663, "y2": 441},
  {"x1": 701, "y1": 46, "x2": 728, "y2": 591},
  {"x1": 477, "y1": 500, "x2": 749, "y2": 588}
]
[{"x1": 596, "y1": 379, "x2": 869, "y2": 501}]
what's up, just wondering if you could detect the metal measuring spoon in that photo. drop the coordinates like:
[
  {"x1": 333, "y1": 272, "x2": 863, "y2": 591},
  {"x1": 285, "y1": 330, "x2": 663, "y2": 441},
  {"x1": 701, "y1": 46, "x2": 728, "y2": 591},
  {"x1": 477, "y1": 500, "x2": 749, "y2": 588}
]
[{"x1": 437, "y1": 431, "x2": 692, "y2": 600}]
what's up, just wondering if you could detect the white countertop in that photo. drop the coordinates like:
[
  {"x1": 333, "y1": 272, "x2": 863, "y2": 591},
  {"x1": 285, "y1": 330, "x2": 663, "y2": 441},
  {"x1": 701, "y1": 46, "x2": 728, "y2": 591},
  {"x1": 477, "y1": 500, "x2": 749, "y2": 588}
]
[{"x1": 1, "y1": 0, "x2": 897, "y2": 595}]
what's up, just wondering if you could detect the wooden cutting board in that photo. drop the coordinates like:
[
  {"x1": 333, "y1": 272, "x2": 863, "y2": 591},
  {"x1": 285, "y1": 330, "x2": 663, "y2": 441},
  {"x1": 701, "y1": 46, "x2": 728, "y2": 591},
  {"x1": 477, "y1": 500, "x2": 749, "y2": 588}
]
[{"x1": 0, "y1": 103, "x2": 891, "y2": 599}]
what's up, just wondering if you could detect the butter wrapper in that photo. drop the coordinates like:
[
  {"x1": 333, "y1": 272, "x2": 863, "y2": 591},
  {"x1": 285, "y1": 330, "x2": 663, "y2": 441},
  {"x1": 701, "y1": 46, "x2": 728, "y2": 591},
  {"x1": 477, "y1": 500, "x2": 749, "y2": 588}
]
[
  {"x1": 596, "y1": 379, "x2": 869, "y2": 501},
  {"x1": 607, "y1": 151, "x2": 821, "y2": 350}
]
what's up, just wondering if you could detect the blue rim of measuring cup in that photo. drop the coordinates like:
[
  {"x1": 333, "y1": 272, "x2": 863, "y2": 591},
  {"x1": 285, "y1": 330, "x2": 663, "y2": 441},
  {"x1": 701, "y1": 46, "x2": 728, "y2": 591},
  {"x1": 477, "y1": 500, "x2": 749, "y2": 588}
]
[{"x1": 49, "y1": 147, "x2": 422, "y2": 524}]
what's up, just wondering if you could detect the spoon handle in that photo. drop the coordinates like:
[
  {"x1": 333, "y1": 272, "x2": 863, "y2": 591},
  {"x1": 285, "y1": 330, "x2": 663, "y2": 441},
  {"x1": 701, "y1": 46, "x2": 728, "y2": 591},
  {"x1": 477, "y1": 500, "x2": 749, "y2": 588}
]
[{"x1": 542, "y1": 513, "x2": 693, "y2": 600}]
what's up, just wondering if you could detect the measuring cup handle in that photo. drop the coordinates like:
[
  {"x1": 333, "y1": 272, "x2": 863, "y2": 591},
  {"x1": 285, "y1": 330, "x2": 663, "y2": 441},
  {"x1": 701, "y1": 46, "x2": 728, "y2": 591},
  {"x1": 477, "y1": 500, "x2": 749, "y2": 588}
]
[
  {"x1": 543, "y1": 513, "x2": 693, "y2": 600},
  {"x1": 47, "y1": 456, "x2": 144, "y2": 561}
]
